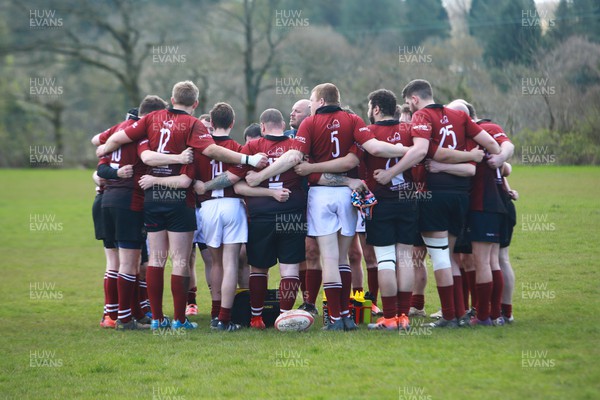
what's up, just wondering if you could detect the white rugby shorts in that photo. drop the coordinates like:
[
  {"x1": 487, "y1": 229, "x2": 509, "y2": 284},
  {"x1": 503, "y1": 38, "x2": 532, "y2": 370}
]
[
  {"x1": 307, "y1": 186, "x2": 357, "y2": 237},
  {"x1": 199, "y1": 198, "x2": 248, "y2": 247}
]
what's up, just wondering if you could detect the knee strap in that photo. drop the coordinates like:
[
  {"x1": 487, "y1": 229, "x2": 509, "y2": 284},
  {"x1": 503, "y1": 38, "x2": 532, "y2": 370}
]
[
  {"x1": 422, "y1": 237, "x2": 451, "y2": 271},
  {"x1": 374, "y1": 245, "x2": 396, "y2": 271}
]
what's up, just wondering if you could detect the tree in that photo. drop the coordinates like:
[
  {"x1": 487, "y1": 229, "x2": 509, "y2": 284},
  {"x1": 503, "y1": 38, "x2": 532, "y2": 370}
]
[
  {"x1": 208, "y1": 0, "x2": 289, "y2": 125},
  {"x1": 2, "y1": 0, "x2": 172, "y2": 106},
  {"x1": 470, "y1": 0, "x2": 541, "y2": 67},
  {"x1": 469, "y1": 0, "x2": 496, "y2": 42},
  {"x1": 400, "y1": 0, "x2": 451, "y2": 46},
  {"x1": 548, "y1": 0, "x2": 600, "y2": 45}
]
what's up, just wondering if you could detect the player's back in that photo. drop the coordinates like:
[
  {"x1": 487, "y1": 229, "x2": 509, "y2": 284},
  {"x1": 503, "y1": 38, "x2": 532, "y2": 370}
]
[
  {"x1": 195, "y1": 136, "x2": 242, "y2": 202},
  {"x1": 470, "y1": 119, "x2": 511, "y2": 213},
  {"x1": 296, "y1": 108, "x2": 367, "y2": 164},
  {"x1": 144, "y1": 109, "x2": 198, "y2": 157},
  {"x1": 412, "y1": 105, "x2": 480, "y2": 191},
  {"x1": 364, "y1": 120, "x2": 414, "y2": 197},
  {"x1": 240, "y1": 135, "x2": 306, "y2": 218},
  {"x1": 412, "y1": 105, "x2": 477, "y2": 156}
]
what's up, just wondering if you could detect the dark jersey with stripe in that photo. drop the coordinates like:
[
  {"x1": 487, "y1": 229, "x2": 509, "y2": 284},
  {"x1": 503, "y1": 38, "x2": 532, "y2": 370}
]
[
  {"x1": 364, "y1": 120, "x2": 415, "y2": 199},
  {"x1": 470, "y1": 120, "x2": 511, "y2": 213},
  {"x1": 193, "y1": 136, "x2": 242, "y2": 203},
  {"x1": 411, "y1": 104, "x2": 481, "y2": 192},
  {"x1": 230, "y1": 134, "x2": 306, "y2": 220},
  {"x1": 98, "y1": 119, "x2": 144, "y2": 211}
]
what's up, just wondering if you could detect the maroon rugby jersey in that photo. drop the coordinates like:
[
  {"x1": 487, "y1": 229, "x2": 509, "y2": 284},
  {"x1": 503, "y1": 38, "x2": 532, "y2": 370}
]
[
  {"x1": 193, "y1": 136, "x2": 242, "y2": 203},
  {"x1": 363, "y1": 120, "x2": 415, "y2": 199},
  {"x1": 411, "y1": 104, "x2": 481, "y2": 192},
  {"x1": 98, "y1": 118, "x2": 144, "y2": 211},
  {"x1": 470, "y1": 120, "x2": 511, "y2": 213},
  {"x1": 230, "y1": 134, "x2": 306, "y2": 219},
  {"x1": 136, "y1": 140, "x2": 195, "y2": 208},
  {"x1": 123, "y1": 108, "x2": 214, "y2": 178},
  {"x1": 122, "y1": 108, "x2": 213, "y2": 207},
  {"x1": 294, "y1": 105, "x2": 374, "y2": 164}
]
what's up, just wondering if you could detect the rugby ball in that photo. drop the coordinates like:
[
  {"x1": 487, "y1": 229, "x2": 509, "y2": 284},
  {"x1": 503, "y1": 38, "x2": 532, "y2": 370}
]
[{"x1": 274, "y1": 310, "x2": 314, "y2": 332}]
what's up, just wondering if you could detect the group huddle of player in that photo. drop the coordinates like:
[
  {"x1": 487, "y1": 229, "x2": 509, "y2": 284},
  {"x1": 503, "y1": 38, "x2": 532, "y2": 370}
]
[{"x1": 92, "y1": 78, "x2": 518, "y2": 332}]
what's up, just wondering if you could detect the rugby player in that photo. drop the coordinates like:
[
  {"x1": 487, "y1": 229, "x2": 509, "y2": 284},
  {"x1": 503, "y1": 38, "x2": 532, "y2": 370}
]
[
  {"x1": 360, "y1": 89, "x2": 417, "y2": 330},
  {"x1": 459, "y1": 100, "x2": 514, "y2": 326},
  {"x1": 284, "y1": 99, "x2": 310, "y2": 138},
  {"x1": 283, "y1": 99, "x2": 321, "y2": 315},
  {"x1": 232, "y1": 109, "x2": 307, "y2": 329},
  {"x1": 94, "y1": 96, "x2": 183, "y2": 330},
  {"x1": 91, "y1": 170, "x2": 120, "y2": 328},
  {"x1": 192, "y1": 102, "x2": 248, "y2": 332},
  {"x1": 244, "y1": 123, "x2": 262, "y2": 143}
]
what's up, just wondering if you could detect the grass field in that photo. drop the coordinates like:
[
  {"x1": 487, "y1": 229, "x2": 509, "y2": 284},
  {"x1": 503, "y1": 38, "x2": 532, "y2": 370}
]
[{"x1": 0, "y1": 166, "x2": 599, "y2": 399}]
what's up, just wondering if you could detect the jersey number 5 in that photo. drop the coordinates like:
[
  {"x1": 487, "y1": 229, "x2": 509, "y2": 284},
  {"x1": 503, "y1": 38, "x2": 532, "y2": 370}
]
[{"x1": 330, "y1": 130, "x2": 340, "y2": 158}]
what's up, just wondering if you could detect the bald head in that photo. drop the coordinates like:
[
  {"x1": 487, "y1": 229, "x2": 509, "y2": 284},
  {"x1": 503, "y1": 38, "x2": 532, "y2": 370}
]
[
  {"x1": 290, "y1": 99, "x2": 311, "y2": 129},
  {"x1": 446, "y1": 100, "x2": 470, "y2": 116},
  {"x1": 450, "y1": 98, "x2": 477, "y2": 119}
]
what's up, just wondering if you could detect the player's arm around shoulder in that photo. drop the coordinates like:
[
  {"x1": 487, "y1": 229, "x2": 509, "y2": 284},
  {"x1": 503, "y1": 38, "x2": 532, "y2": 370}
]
[
  {"x1": 140, "y1": 147, "x2": 193, "y2": 167},
  {"x1": 245, "y1": 149, "x2": 303, "y2": 187},
  {"x1": 361, "y1": 137, "x2": 407, "y2": 158},
  {"x1": 472, "y1": 129, "x2": 500, "y2": 155},
  {"x1": 373, "y1": 137, "x2": 428, "y2": 185},
  {"x1": 433, "y1": 147, "x2": 484, "y2": 163},
  {"x1": 203, "y1": 143, "x2": 268, "y2": 169},
  {"x1": 195, "y1": 171, "x2": 241, "y2": 195}
]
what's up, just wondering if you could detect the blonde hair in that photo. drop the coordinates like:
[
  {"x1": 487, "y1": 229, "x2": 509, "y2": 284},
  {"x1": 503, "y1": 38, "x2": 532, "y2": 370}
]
[{"x1": 171, "y1": 81, "x2": 199, "y2": 107}]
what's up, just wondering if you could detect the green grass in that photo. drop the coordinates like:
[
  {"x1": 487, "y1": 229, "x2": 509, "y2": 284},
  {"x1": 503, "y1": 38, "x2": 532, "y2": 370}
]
[{"x1": 0, "y1": 167, "x2": 599, "y2": 399}]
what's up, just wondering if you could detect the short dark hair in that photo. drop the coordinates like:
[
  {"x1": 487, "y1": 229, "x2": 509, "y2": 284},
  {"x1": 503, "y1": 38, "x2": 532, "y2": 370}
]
[
  {"x1": 393, "y1": 104, "x2": 411, "y2": 120},
  {"x1": 260, "y1": 108, "x2": 284, "y2": 128},
  {"x1": 401, "y1": 79, "x2": 433, "y2": 100},
  {"x1": 368, "y1": 89, "x2": 397, "y2": 117},
  {"x1": 210, "y1": 102, "x2": 235, "y2": 129},
  {"x1": 243, "y1": 123, "x2": 261, "y2": 141},
  {"x1": 138, "y1": 95, "x2": 168, "y2": 116},
  {"x1": 465, "y1": 103, "x2": 476, "y2": 118}
]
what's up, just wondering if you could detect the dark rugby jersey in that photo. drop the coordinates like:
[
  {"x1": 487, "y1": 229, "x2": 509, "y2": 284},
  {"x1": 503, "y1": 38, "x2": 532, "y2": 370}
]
[
  {"x1": 193, "y1": 135, "x2": 242, "y2": 203},
  {"x1": 136, "y1": 140, "x2": 195, "y2": 207},
  {"x1": 294, "y1": 105, "x2": 374, "y2": 163},
  {"x1": 122, "y1": 108, "x2": 213, "y2": 207},
  {"x1": 411, "y1": 104, "x2": 481, "y2": 192},
  {"x1": 123, "y1": 108, "x2": 214, "y2": 177},
  {"x1": 470, "y1": 120, "x2": 511, "y2": 213},
  {"x1": 230, "y1": 134, "x2": 306, "y2": 219},
  {"x1": 98, "y1": 119, "x2": 144, "y2": 211},
  {"x1": 363, "y1": 120, "x2": 416, "y2": 199}
]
